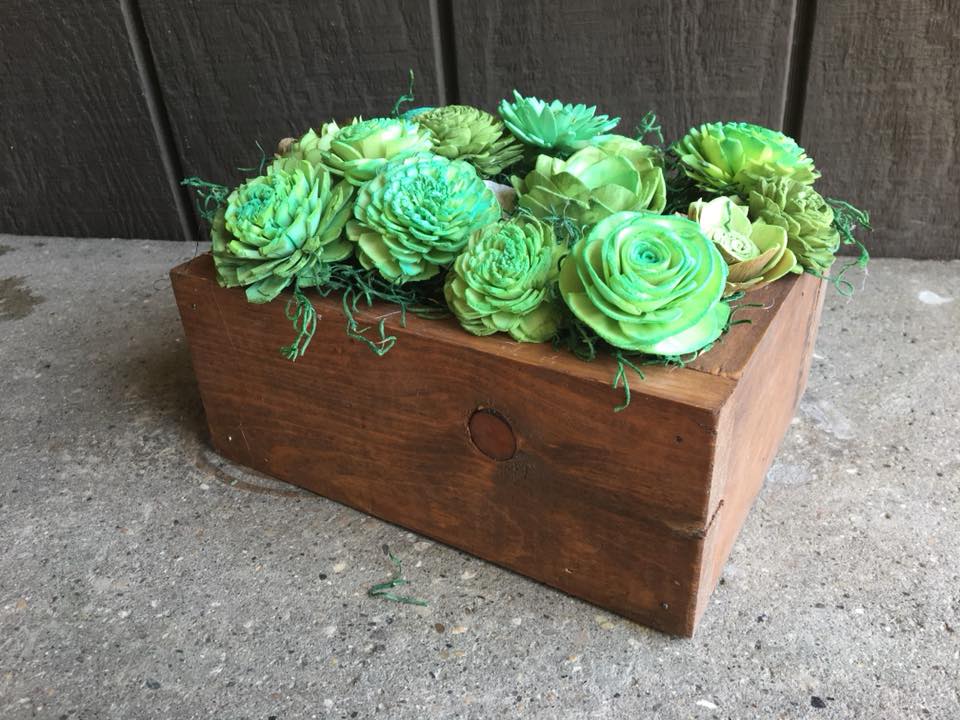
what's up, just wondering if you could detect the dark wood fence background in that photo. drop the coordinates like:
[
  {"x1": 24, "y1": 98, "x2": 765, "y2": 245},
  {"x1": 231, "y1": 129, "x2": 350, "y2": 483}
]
[{"x1": 2, "y1": 0, "x2": 957, "y2": 258}]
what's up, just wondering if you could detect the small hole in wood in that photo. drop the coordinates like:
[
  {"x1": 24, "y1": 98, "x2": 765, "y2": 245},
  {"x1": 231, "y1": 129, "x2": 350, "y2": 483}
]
[
  {"x1": 468, "y1": 408, "x2": 516, "y2": 461},
  {"x1": 675, "y1": 435, "x2": 683, "y2": 443}
]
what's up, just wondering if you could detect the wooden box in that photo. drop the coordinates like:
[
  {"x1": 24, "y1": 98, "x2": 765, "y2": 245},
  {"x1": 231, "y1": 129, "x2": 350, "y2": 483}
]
[{"x1": 171, "y1": 254, "x2": 825, "y2": 636}]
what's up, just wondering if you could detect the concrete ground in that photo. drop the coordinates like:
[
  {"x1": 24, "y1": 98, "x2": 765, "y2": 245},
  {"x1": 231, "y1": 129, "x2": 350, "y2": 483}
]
[{"x1": 0, "y1": 235, "x2": 957, "y2": 720}]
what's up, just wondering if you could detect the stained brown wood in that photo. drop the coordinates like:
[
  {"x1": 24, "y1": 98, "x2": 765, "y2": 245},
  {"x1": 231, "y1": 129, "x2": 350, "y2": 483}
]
[
  {"x1": 171, "y1": 255, "x2": 824, "y2": 635},
  {"x1": 0, "y1": 2, "x2": 183, "y2": 239},
  {"x1": 139, "y1": 0, "x2": 444, "y2": 225},
  {"x1": 801, "y1": 0, "x2": 960, "y2": 259},
  {"x1": 451, "y1": 0, "x2": 798, "y2": 137}
]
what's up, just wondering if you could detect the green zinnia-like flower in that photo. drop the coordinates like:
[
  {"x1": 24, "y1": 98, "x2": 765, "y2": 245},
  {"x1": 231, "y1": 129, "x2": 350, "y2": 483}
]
[
  {"x1": 276, "y1": 121, "x2": 343, "y2": 167},
  {"x1": 444, "y1": 215, "x2": 565, "y2": 342},
  {"x1": 414, "y1": 105, "x2": 524, "y2": 177},
  {"x1": 559, "y1": 211, "x2": 729, "y2": 355},
  {"x1": 211, "y1": 160, "x2": 354, "y2": 303},
  {"x1": 512, "y1": 145, "x2": 666, "y2": 238},
  {"x1": 322, "y1": 117, "x2": 432, "y2": 186},
  {"x1": 499, "y1": 90, "x2": 619, "y2": 155},
  {"x1": 346, "y1": 153, "x2": 500, "y2": 283},
  {"x1": 676, "y1": 121, "x2": 819, "y2": 194},
  {"x1": 688, "y1": 196, "x2": 799, "y2": 294},
  {"x1": 747, "y1": 178, "x2": 839, "y2": 274}
]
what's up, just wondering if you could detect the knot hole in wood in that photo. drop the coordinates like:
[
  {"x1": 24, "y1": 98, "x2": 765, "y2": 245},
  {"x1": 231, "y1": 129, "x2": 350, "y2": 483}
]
[{"x1": 468, "y1": 407, "x2": 516, "y2": 461}]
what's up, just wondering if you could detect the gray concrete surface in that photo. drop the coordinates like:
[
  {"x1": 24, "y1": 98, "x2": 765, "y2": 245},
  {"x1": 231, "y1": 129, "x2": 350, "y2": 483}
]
[{"x1": 0, "y1": 235, "x2": 957, "y2": 720}]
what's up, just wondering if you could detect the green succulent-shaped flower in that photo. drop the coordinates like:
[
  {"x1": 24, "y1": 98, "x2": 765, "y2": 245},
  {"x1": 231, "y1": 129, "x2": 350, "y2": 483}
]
[
  {"x1": 276, "y1": 121, "x2": 343, "y2": 167},
  {"x1": 211, "y1": 160, "x2": 355, "y2": 302},
  {"x1": 414, "y1": 104, "x2": 524, "y2": 177},
  {"x1": 346, "y1": 153, "x2": 500, "y2": 283},
  {"x1": 499, "y1": 90, "x2": 619, "y2": 155},
  {"x1": 676, "y1": 121, "x2": 819, "y2": 194},
  {"x1": 321, "y1": 117, "x2": 432, "y2": 186},
  {"x1": 512, "y1": 146, "x2": 666, "y2": 239},
  {"x1": 591, "y1": 134, "x2": 662, "y2": 167},
  {"x1": 688, "y1": 196, "x2": 799, "y2": 294},
  {"x1": 747, "y1": 178, "x2": 839, "y2": 274},
  {"x1": 559, "y1": 211, "x2": 729, "y2": 355},
  {"x1": 444, "y1": 215, "x2": 565, "y2": 342}
]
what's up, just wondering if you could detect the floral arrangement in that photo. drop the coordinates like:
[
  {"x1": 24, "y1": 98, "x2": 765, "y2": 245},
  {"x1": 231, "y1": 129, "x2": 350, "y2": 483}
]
[{"x1": 185, "y1": 77, "x2": 869, "y2": 409}]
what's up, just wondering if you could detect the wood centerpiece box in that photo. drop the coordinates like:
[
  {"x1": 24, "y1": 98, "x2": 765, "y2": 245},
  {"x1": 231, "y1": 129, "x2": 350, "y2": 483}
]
[{"x1": 171, "y1": 253, "x2": 826, "y2": 636}]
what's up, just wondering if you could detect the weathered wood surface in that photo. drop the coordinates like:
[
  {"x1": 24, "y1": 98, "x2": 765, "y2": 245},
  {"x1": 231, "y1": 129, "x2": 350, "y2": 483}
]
[
  {"x1": 171, "y1": 254, "x2": 824, "y2": 635},
  {"x1": 696, "y1": 272, "x2": 826, "y2": 623},
  {"x1": 801, "y1": 0, "x2": 960, "y2": 259},
  {"x1": 139, "y1": 0, "x2": 444, "y2": 218},
  {"x1": 0, "y1": 2, "x2": 183, "y2": 240},
  {"x1": 451, "y1": 0, "x2": 798, "y2": 136}
]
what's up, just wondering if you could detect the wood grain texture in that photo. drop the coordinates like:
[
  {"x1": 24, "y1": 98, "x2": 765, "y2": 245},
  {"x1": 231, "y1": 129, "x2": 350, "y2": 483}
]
[
  {"x1": 451, "y1": 0, "x2": 798, "y2": 137},
  {"x1": 140, "y1": 0, "x2": 443, "y2": 214},
  {"x1": 0, "y1": 2, "x2": 182, "y2": 239},
  {"x1": 801, "y1": 0, "x2": 960, "y2": 259},
  {"x1": 171, "y1": 255, "x2": 824, "y2": 635},
  {"x1": 695, "y1": 272, "x2": 826, "y2": 624}
]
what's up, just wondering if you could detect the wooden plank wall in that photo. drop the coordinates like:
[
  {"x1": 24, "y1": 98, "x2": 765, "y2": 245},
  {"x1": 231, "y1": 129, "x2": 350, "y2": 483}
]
[
  {"x1": 800, "y1": 0, "x2": 960, "y2": 259},
  {"x1": 0, "y1": 2, "x2": 186, "y2": 240},
  {"x1": 138, "y1": 0, "x2": 445, "y2": 228},
  {"x1": 451, "y1": 0, "x2": 798, "y2": 139},
  {"x1": 0, "y1": 0, "x2": 957, "y2": 258}
]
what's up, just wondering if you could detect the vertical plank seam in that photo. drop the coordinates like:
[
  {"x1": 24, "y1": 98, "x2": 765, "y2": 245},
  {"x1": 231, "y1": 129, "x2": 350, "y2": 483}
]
[
  {"x1": 429, "y1": 0, "x2": 460, "y2": 105},
  {"x1": 120, "y1": 0, "x2": 196, "y2": 243},
  {"x1": 782, "y1": 0, "x2": 818, "y2": 140}
]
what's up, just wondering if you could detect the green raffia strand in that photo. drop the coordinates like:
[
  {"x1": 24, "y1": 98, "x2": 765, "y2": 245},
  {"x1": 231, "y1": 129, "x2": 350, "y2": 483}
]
[
  {"x1": 635, "y1": 110, "x2": 664, "y2": 146},
  {"x1": 367, "y1": 544, "x2": 428, "y2": 606},
  {"x1": 600, "y1": 293, "x2": 767, "y2": 411},
  {"x1": 301, "y1": 261, "x2": 446, "y2": 359},
  {"x1": 823, "y1": 198, "x2": 872, "y2": 297},
  {"x1": 279, "y1": 285, "x2": 317, "y2": 361},
  {"x1": 180, "y1": 177, "x2": 230, "y2": 223},
  {"x1": 236, "y1": 140, "x2": 268, "y2": 175},
  {"x1": 391, "y1": 69, "x2": 416, "y2": 117},
  {"x1": 612, "y1": 351, "x2": 645, "y2": 413},
  {"x1": 552, "y1": 316, "x2": 599, "y2": 362}
]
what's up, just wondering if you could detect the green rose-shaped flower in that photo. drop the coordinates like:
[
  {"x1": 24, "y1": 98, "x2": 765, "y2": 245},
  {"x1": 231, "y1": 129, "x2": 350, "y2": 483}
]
[
  {"x1": 276, "y1": 121, "x2": 343, "y2": 167},
  {"x1": 444, "y1": 216, "x2": 565, "y2": 342},
  {"x1": 559, "y1": 211, "x2": 729, "y2": 355},
  {"x1": 676, "y1": 121, "x2": 819, "y2": 194},
  {"x1": 499, "y1": 90, "x2": 619, "y2": 155},
  {"x1": 413, "y1": 105, "x2": 524, "y2": 177},
  {"x1": 688, "y1": 196, "x2": 799, "y2": 294},
  {"x1": 346, "y1": 153, "x2": 500, "y2": 283},
  {"x1": 322, "y1": 117, "x2": 432, "y2": 186},
  {"x1": 747, "y1": 178, "x2": 839, "y2": 274},
  {"x1": 512, "y1": 145, "x2": 666, "y2": 237},
  {"x1": 211, "y1": 160, "x2": 354, "y2": 302}
]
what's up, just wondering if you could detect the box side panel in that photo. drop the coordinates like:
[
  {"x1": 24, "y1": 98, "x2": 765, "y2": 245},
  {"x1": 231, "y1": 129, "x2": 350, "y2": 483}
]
[
  {"x1": 171, "y1": 262, "x2": 724, "y2": 635},
  {"x1": 693, "y1": 273, "x2": 827, "y2": 626}
]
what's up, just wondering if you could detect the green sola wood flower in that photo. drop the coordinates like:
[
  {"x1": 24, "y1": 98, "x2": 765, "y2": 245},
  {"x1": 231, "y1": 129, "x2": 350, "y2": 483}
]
[
  {"x1": 688, "y1": 196, "x2": 799, "y2": 294},
  {"x1": 512, "y1": 145, "x2": 665, "y2": 239},
  {"x1": 675, "y1": 121, "x2": 819, "y2": 193},
  {"x1": 499, "y1": 90, "x2": 619, "y2": 155},
  {"x1": 413, "y1": 105, "x2": 524, "y2": 177},
  {"x1": 346, "y1": 153, "x2": 500, "y2": 283},
  {"x1": 276, "y1": 121, "x2": 343, "y2": 167},
  {"x1": 211, "y1": 159, "x2": 354, "y2": 302},
  {"x1": 322, "y1": 117, "x2": 432, "y2": 186},
  {"x1": 444, "y1": 215, "x2": 565, "y2": 342},
  {"x1": 747, "y1": 177, "x2": 839, "y2": 274},
  {"x1": 559, "y1": 211, "x2": 729, "y2": 355}
]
